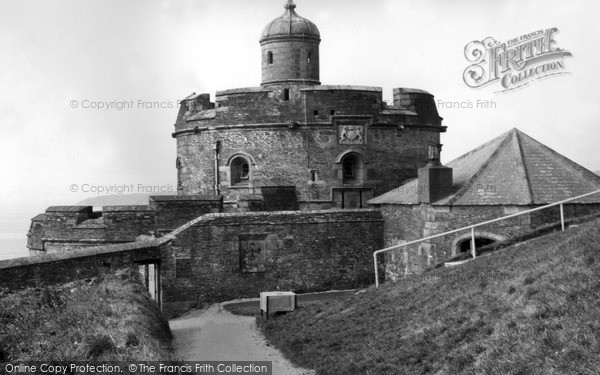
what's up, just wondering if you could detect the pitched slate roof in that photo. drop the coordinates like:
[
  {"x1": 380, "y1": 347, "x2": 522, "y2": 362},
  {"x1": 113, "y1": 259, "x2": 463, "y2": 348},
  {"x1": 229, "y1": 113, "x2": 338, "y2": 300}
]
[{"x1": 369, "y1": 128, "x2": 600, "y2": 206}]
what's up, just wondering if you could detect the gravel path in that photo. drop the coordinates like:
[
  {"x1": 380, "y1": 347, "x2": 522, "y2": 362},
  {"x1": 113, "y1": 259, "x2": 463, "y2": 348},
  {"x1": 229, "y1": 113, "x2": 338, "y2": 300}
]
[{"x1": 169, "y1": 303, "x2": 315, "y2": 375}]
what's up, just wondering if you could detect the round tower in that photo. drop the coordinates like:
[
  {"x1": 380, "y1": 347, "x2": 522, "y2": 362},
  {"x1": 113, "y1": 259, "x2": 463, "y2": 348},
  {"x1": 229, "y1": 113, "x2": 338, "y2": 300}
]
[{"x1": 260, "y1": 0, "x2": 320, "y2": 86}]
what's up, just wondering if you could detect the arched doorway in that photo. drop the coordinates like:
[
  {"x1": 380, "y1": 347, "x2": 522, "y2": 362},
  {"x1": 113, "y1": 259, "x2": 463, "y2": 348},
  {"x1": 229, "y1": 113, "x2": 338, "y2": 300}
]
[{"x1": 340, "y1": 152, "x2": 365, "y2": 184}]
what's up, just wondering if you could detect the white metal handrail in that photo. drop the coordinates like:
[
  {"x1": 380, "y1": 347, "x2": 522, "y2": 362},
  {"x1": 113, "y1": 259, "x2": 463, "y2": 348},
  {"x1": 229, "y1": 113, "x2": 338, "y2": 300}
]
[{"x1": 373, "y1": 189, "x2": 600, "y2": 288}]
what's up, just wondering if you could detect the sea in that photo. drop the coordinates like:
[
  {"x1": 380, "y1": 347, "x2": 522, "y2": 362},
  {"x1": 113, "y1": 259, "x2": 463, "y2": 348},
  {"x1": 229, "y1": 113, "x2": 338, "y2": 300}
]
[
  {"x1": 0, "y1": 218, "x2": 30, "y2": 261},
  {"x1": 0, "y1": 235, "x2": 28, "y2": 260}
]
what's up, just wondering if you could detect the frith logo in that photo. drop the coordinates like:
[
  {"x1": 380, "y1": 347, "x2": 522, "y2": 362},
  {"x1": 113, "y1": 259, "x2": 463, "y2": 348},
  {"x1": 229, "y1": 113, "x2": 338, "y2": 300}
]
[{"x1": 463, "y1": 27, "x2": 572, "y2": 92}]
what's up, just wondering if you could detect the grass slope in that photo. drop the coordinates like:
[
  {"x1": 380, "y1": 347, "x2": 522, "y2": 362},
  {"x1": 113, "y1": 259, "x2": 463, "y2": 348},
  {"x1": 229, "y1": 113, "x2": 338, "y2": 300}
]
[
  {"x1": 0, "y1": 268, "x2": 174, "y2": 364},
  {"x1": 259, "y1": 219, "x2": 600, "y2": 375}
]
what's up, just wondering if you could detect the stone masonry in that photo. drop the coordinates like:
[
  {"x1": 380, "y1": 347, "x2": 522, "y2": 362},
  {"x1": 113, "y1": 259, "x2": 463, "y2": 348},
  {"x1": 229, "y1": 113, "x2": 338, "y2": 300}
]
[
  {"x1": 159, "y1": 209, "x2": 384, "y2": 318},
  {"x1": 172, "y1": 1, "x2": 445, "y2": 210}
]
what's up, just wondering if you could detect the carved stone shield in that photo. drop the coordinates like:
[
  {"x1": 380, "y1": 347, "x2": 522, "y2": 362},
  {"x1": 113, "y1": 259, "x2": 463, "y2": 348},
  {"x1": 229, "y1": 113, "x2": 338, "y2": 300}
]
[{"x1": 339, "y1": 125, "x2": 365, "y2": 144}]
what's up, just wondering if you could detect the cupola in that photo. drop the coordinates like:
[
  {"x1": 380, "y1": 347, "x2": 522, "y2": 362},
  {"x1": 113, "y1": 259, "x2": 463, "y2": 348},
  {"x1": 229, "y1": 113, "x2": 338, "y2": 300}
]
[{"x1": 260, "y1": 0, "x2": 321, "y2": 86}]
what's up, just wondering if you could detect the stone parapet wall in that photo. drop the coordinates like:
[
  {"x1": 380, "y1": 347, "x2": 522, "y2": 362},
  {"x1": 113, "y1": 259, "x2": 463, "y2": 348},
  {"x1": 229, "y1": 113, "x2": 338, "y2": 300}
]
[
  {"x1": 160, "y1": 209, "x2": 384, "y2": 318},
  {"x1": 33, "y1": 206, "x2": 155, "y2": 253},
  {"x1": 150, "y1": 195, "x2": 223, "y2": 232},
  {"x1": 27, "y1": 195, "x2": 223, "y2": 254},
  {"x1": 176, "y1": 86, "x2": 384, "y2": 129},
  {"x1": 0, "y1": 241, "x2": 162, "y2": 291},
  {"x1": 15, "y1": 208, "x2": 386, "y2": 319}
]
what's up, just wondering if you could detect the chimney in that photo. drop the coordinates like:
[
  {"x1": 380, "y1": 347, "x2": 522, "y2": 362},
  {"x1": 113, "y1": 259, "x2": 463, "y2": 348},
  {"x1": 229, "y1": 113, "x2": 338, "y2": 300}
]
[{"x1": 418, "y1": 144, "x2": 453, "y2": 203}]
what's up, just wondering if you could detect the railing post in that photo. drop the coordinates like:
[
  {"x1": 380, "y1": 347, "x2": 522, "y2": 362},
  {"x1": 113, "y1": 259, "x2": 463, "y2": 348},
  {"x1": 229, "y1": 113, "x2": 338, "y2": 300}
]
[
  {"x1": 374, "y1": 252, "x2": 379, "y2": 288},
  {"x1": 471, "y1": 227, "x2": 476, "y2": 258},
  {"x1": 560, "y1": 203, "x2": 565, "y2": 231}
]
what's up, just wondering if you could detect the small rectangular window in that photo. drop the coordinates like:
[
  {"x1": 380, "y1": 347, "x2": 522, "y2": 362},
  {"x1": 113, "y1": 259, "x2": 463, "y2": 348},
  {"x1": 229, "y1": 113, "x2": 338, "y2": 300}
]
[
  {"x1": 175, "y1": 258, "x2": 191, "y2": 279},
  {"x1": 283, "y1": 88, "x2": 290, "y2": 101},
  {"x1": 313, "y1": 110, "x2": 319, "y2": 116},
  {"x1": 330, "y1": 110, "x2": 335, "y2": 116}
]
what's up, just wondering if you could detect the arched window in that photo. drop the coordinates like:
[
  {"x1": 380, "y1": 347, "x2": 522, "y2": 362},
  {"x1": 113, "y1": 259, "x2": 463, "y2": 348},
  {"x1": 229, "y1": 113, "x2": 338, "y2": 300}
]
[
  {"x1": 340, "y1": 152, "x2": 364, "y2": 184},
  {"x1": 267, "y1": 51, "x2": 273, "y2": 65},
  {"x1": 451, "y1": 232, "x2": 505, "y2": 257},
  {"x1": 230, "y1": 156, "x2": 250, "y2": 185}
]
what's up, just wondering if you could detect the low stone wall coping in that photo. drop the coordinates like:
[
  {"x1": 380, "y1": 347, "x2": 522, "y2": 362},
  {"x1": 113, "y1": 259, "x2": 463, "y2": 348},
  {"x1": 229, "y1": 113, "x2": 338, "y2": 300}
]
[
  {"x1": 0, "y1": 239, "x2": 167, "y2": 270},
  {"x1": 216, "y1": 87, "x2": 272, "y2": 96},
  {"x1": 301, "y1": 85, "x2": 382, "y2": 92},
  {"x1": 150, "y1": 195, "x2": 222, "y2": 202},
  {"x1": 46, "y1": 206, "x2": 92, "y2": 213},
  {"x1": 167, "y1": 208, "x2": 383, "y2": 237},
  {"x1": 102, "y1": 205, "x2": 154, "y2": 212}
]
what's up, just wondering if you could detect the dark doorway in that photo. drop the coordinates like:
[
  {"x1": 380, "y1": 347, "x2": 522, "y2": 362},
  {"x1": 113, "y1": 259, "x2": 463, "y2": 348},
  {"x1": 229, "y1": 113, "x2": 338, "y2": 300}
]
[
  {"x1": 341, "y1": 152, "x2": 364, "y2": 184},
  {"x1": 139, "y1": 263, "x2": 161, "y2": 306},
  {"x1": 459, "y1": 237, "x2": 496, "y2": 254}
]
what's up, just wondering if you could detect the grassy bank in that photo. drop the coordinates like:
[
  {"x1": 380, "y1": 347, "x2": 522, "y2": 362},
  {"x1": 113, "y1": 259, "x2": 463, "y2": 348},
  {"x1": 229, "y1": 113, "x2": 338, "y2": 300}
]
[
  {"x1": 259, "y1": 219, "x2": 600, "y2": 374},
  {"x1": 0, "y1": 268, "x2": 173, "y2": 363}
]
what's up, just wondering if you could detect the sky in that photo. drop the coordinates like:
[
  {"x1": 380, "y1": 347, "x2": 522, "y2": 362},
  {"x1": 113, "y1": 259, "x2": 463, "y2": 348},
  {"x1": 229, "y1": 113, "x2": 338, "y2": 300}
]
[{"x1": 1, "y1": 0, "x2": 599, "y2": 244}]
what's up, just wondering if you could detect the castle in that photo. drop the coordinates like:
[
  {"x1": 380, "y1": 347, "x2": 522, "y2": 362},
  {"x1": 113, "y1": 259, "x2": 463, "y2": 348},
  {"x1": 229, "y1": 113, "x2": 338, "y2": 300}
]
[
  {"x1": 173, "y1": 0, "x2": 444, "y2": 211},
  {"x1": 9, "y1": 0, "x2": 600, "y2": 318}
]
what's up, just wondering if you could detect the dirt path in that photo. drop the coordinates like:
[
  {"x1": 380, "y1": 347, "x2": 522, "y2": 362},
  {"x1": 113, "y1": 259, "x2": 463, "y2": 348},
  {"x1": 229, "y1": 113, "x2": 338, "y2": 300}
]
[{"x1": 169, "y1": 303, "x2": 315, "y2": 375}]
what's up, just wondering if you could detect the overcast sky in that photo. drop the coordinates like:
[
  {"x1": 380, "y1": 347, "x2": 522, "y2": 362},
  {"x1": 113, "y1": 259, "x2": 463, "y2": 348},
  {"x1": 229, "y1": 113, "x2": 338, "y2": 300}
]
[{"x1": 1, "y1": 0, "x2": 599, "y2": 236}]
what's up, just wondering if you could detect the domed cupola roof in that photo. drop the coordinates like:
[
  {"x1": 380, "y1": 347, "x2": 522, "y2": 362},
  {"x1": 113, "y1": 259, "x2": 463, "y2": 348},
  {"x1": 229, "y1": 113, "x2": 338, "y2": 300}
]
[{"x1": 260, "y1": 0, "x2": 320, "y2": 43}]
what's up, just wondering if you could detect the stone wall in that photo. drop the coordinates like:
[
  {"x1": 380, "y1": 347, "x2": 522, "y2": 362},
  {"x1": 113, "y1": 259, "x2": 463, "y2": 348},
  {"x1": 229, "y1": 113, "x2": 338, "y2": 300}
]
[
  {"x1": 529, "y1": 203, "x2": 600, "y2": 228},
  {"x1": 27, "y1": 214, "x2": 46, "y2": 252},
  {"x1": 378, "y1": 203, "x2": 565, "y2": 280},
  {"x1": 422, "y1": 205, "x2": 531, "y2": 259},
  {"x1": 261, "y1": 40, "x2": 320, "y2": 85},
  {"x1": 27, "y1": 196, "x2": 223, "y2": 254},
  {"x1": 150, "y1": 195, "x2": 223, "y2": 233},
  {"x1": 173, "y1": 86, "x2": 444, "y2": 208},
  {"x1": 160, "y1": 209, "x2": 384, "y2": 318},
  {"x1": 19, "y1": 207, "x2": 384, "y2": 319},
  {"x1": 379, "y1": 204, "x2": 429, "y2": 279},
  {"x1": 0, "y1": 241, "x2": 161, "y2": 291},
  {"x1": 260, "y1": 185, "x2": 299, "y2": 211},
  {"x1": 178, "y1": 86, "x2": 384, "y2": 128},
  {"x1": 393, "y1": 88, "x2": 442, "y2": 126},
  {"x1": 37, "y1": 206, "x2": 155, "y2": 253},
  {"x1": 380, "y1": 202, "x2": 600, "y2": 280},
  {"x1": 175, "y1": 125, "x2": 439, "y2": 206}
]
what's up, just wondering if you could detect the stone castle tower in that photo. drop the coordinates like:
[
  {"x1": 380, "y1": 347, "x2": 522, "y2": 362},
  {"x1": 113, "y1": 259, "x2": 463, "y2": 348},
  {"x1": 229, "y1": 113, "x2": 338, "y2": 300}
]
[{"x1": 173, "y1": 0, "x2": 445, "y2": 211}]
